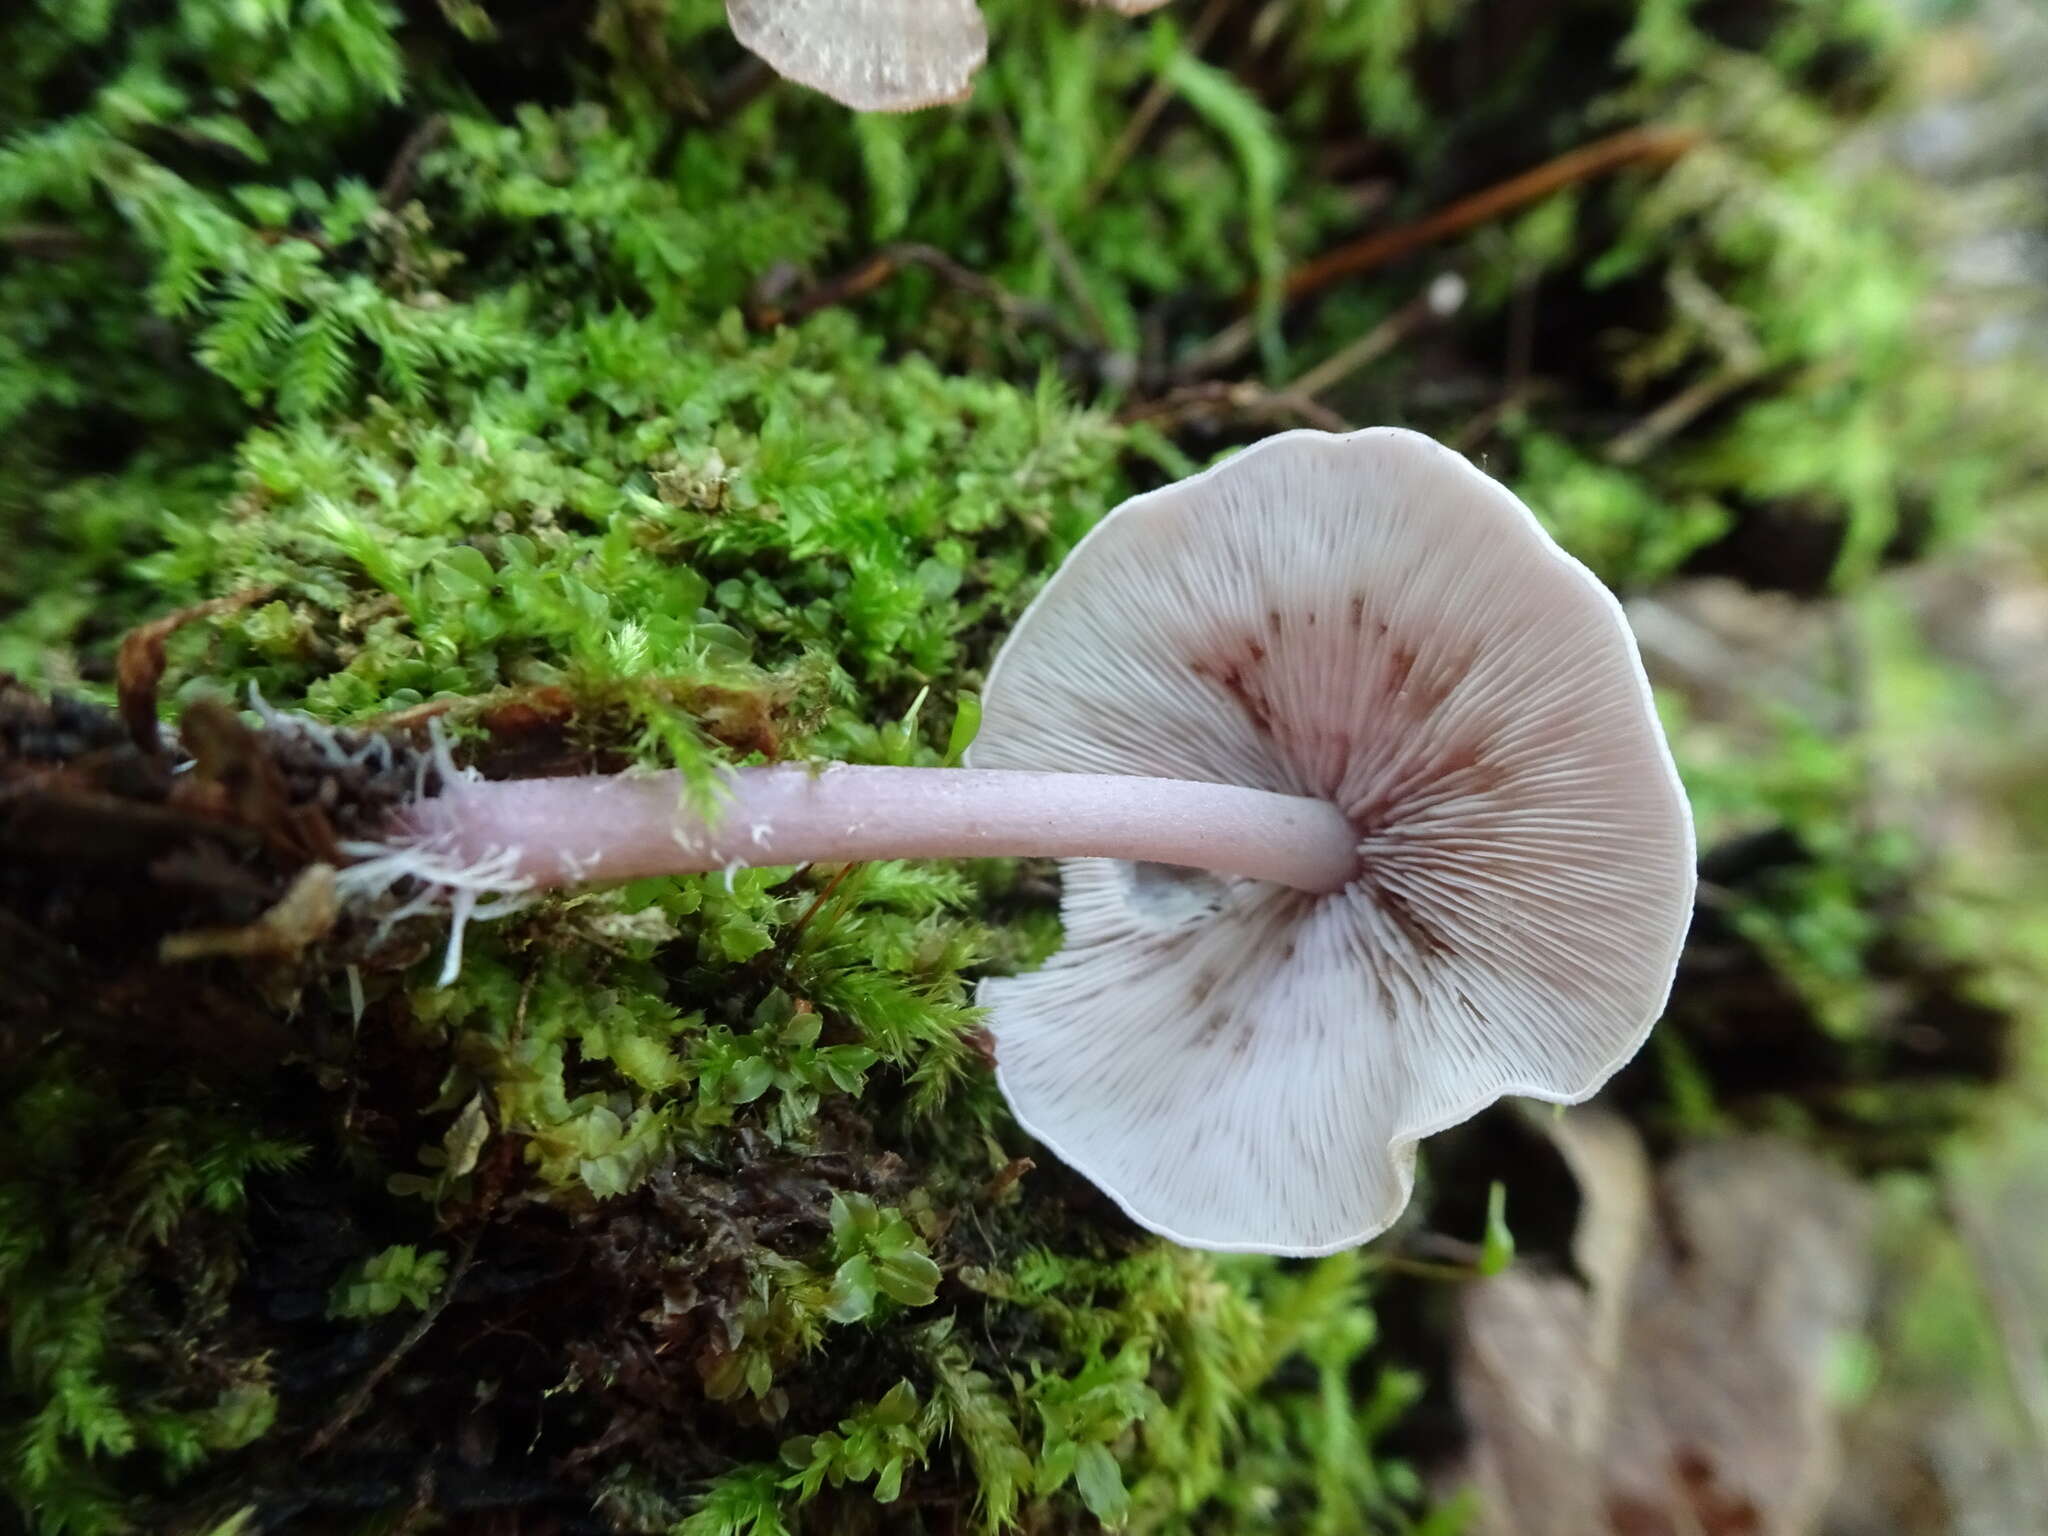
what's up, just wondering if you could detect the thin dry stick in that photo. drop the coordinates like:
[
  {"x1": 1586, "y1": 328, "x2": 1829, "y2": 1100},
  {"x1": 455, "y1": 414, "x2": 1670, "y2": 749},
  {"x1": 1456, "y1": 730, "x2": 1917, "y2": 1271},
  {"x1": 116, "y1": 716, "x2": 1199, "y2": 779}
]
[
  {"x1": 0, "y1": 224, "x2": 93, "y2": 258},
  {"x1": 1603, "y1": 361, "x2": 1760, "y2": 465},
  {"x1": 1172, "y1": 311, "x2": 1263, "y2": 380},
  {"x1": 1117, "y1": 378, "x2": 1348, "y2": 433},
  {"x1": 781, "y1": 860, "x2": 862, "y2": 950},
  {"x1": 1446, "y1": 380, "x2": 1555, "y2": 453},
  {"x1": 1606, "y1": 264, "x2": 1765, "y2": 463},
  {"x1": 1081, "y1": 0, "x2": 1235, "y2": 210},
  {"x1": 750, "y1": 250, "x2": 898, "y2": 328},
  {"x1": 1179, "y1": 125, "x2": 1699, "y2": 381},
  {"x1": 304, "y1": 1223, "x2": 486, "y2": 1457},
  {"x1": 1278, "y1": 124, "x2": 1703, "y2": 304},
  {"x1": 1284, "y1": 312, "x2": 1411, "y2": 401},
  {"x1": 1282, "y1": 274, "x2": 1467, "y2": 401}
]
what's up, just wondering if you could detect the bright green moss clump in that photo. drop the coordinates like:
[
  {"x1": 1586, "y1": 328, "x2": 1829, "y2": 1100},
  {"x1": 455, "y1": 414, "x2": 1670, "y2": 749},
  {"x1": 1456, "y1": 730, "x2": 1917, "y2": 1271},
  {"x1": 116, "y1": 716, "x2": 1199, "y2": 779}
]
[{"x1": 1, "y1": 0, "x2": 2040, "y2": 1532}]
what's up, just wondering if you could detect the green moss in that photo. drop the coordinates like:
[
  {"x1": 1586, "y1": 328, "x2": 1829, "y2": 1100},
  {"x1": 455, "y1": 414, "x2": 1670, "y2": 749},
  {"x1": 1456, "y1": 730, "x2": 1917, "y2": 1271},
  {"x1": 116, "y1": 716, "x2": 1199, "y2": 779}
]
[
  {"x1": 0, "y1": 1054, "x2": 302, "y2": 1532},
  {"x1": 2, "y1": 0, "x2": 2043, "y2": 1531}
]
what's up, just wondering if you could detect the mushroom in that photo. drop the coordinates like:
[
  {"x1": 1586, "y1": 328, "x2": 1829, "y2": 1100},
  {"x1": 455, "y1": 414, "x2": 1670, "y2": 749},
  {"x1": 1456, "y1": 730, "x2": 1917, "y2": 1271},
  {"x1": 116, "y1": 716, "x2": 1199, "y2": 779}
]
[
  {"x1": 346, "y1": 428, "x2": 1694, "y2": 1256},
  {"x1": 969, "y1": 429, "x2": 1695, "y2": 1253},
  {"x1": 725, "y1": 0, "x2": 988, "y2": 114},
  {"x1": 724, "y1": 0, "x2": 1173, "y2": 113}
]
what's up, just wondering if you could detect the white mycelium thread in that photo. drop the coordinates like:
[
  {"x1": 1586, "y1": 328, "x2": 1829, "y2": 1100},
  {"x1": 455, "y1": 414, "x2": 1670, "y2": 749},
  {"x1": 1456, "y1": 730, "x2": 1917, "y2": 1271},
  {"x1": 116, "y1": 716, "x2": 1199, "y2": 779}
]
[
  {"x1": 725, "y1": 0, "x2": 987, "y2": 112},
  {"x1": 246, "y1": 686, "x2": 401, "y2": 779},
  {"x1": 331, "y1": 720, "x2": 536, "y2": 987},
  {"x1": 245, "y1": 693, "x2": 534, "y2": 985},
  {"x1": 970, "y1": 427, "x2": 1697, "y2": 1256}
]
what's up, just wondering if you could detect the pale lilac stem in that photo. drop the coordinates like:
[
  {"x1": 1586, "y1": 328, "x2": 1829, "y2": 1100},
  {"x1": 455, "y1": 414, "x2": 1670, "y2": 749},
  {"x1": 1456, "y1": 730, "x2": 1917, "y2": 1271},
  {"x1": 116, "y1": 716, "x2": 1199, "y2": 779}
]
[{"x1": 401, "y1": 765, "x2": 1361, "y2": 894}]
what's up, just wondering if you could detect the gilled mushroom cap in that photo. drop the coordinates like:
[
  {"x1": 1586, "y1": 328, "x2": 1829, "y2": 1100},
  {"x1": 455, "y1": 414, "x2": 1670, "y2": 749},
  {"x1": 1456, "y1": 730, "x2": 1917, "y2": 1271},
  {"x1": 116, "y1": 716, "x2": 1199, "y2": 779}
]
[
  {"x1": 969, "y1": 428, "x2": 1696, "y2": 1255},
  {"x1": 1084, "y1": 1, "x2": 1176, "y2": 12},
  {"x1": 726, "y1": 0, "x2": 987, "y2": 113}
]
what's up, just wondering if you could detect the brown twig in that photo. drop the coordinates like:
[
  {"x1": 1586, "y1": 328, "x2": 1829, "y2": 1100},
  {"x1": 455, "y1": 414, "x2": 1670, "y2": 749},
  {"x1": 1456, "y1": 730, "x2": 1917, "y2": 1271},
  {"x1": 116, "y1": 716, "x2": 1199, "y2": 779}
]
[
  {"x1": 1277, "y1": 124, "x2": 1703, "y2": 305},
  {"x1": 781, "y1": 860, "x2": 861, "y2": 950},
  {"x1": 1171, "y1": 312, "x2": 1263, "y2": 382},
  {"x1": 304, "y1": 1223, "x2": 486, "y2": 1458},
  {"x1": 982, "y1": 1157, "x2": 1035, "y2": 1203},
  {"x1": 1178, "y1": 268, "x2": 1465, "y2": 387},
  {"x1": 0, "y1": 224, "x2": 94, "y2": 258},
  {"x1": 1605, "y1": 264, "x2": 1765, "y2": 463},
  {"x1": 1178, "y1": 125, "x2": 1700, "y2": 386},
  {"x1": 1603, "y1": 361, "x2": 1761, "y2": 465},
  {"x1": 1117, "y1": 379, "x2": 1350, "y2": 434},
  {"x1": 1280, "y1": 272, "x2": 1468, "y2": 401},
  {"x1": 1446, "y1": 380, "x2": 1556, "y2": 453}
]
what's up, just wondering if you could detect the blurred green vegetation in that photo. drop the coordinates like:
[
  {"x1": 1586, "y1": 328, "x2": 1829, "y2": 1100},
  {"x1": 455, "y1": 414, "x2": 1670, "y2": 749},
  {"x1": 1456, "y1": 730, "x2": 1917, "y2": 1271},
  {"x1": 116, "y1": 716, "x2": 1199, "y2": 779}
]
[{"x1": 2, "y1": 0, "x2": 2045, "y2": 1531}]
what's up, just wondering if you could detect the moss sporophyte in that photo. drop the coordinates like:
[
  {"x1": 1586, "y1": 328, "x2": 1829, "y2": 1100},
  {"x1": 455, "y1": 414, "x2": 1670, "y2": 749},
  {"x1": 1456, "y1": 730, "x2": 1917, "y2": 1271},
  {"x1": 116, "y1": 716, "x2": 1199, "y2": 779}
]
[{"x1": 335, "y1": 429, "x2": 1697, "y2": 1256}]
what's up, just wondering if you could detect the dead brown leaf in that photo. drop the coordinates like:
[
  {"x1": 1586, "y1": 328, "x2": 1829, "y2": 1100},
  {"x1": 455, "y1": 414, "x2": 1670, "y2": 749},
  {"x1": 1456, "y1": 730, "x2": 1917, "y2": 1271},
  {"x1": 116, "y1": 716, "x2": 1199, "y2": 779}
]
[
  {"x1": 1453, "y1": 1109, "x2": 1653, "y2": 1536},
  {"x1": 1451, "y1": 1127, "x2": 1872, "y2": 1536}
]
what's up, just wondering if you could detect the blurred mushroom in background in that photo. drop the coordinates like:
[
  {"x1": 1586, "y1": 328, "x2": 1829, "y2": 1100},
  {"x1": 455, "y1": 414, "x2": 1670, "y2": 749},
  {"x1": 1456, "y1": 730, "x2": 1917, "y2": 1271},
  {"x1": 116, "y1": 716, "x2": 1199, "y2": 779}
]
[{"x1": 725, "y1": 0, "x2": 1174, "y2": 112}]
